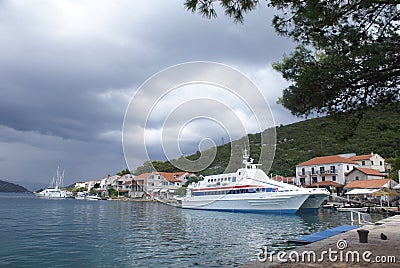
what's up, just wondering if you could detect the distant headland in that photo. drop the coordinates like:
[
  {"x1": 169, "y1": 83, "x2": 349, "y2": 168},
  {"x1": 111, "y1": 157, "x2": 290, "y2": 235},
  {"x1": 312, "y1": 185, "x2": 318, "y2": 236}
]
[{"x1": 0, "y1": 180, "x2": 29, "y2": 193}]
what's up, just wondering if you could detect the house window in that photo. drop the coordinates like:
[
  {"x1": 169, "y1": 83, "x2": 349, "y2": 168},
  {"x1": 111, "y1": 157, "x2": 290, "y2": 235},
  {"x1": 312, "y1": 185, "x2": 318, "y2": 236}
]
[
  {"x1": 330, "y1": 166, "x2": 335, "y2": 173},
  {"x1": 320, "y1": 167, "x2": 325, "y2": 174},
  {"x1": 380, "y1": 161, "x2": 383, "y2": 166},
  {"x1": 300, "y1": 178, "x2": 305, "y2": 185},
  {"x1": 312, "y1": 177, "x2": 317, "y2": 183},
  {"x1": 371, "y1": 161, "x2": 374, "y2": 165},
  {"x1": 301, "y1": 168, "x2": 305, "y2": 175},
  {"x1": 355, "y1": 176, "x2": 359, "y2": 180},
  {"x1": 347, "y1": 165, "x2": 349, "y2": 171},
  {"x1": 311, "y1": 167, "x2": 315, "y2": 174},
  {"x1": 332, "y1": 176, "x2": 336, "y2": 181},
  {"x1": 362, "y1": 161, "x2": 365, "y2": 166},
  {"x1": 322, "y1": 176, "x2": 325, "y2": 181}
]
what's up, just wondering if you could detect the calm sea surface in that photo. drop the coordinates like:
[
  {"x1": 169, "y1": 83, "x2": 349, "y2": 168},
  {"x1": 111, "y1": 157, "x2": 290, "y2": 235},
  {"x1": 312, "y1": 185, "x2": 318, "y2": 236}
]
[{"x1": 0, "y1": 193, "x2": 386, "y2": 267}]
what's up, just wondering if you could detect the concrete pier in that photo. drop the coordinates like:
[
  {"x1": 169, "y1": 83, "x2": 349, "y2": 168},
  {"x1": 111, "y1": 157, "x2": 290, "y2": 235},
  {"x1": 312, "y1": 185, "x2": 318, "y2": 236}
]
[{"x1": 243, "y1": 215, "x2": 400, "y2": 267}]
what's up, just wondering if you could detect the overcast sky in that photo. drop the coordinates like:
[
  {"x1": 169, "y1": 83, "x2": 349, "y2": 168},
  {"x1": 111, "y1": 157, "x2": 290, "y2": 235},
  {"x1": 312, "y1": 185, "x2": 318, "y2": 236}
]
[{"x1": 0, "y1": 0, "x2": 300, "y2": 187}]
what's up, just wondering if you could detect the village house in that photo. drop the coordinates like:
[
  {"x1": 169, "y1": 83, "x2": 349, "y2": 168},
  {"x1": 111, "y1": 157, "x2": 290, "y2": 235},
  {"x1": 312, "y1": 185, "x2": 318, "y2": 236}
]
[
  {"x1": 348, "y1": 152, "x2": 390, "y2": 175},
  {"x1": 99, "y1": 175, "x2": 119, "y2": 192},
  {"x1": 112, "y1": 174, "x2": 134, "y2": 197},
  {"x1": 130, "y1": 173, "x2": 148, "y2": 198},
  {"x1": 145, "y1": 171, "x2": 194, "y2": 199},
  {"x1": 295, "y1": 155, "x2": 358, "y2": 186},
  {"x1": 74, "y1": 182, "x2": 86, "y2": 189},
  {"x1": 86, "y1": 180, "x2": 101, "y2": 193},
  {"x1": 345, "y1": 167, "x2": 387, "y2": 183},
  {"x1": 295, "y1": 152, "x2": 392, "y2": 188}
]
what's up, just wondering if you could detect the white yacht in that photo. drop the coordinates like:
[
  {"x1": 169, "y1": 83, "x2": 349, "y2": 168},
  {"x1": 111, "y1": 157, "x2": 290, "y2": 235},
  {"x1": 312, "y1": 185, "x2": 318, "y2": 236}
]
[
  {"x1": 35, "y1": 167, "x2": 67, "y2": 199},
  {"x1": 85, "y1": 195, "x2": 102, "y2": 201},
  {"x1": 182, "y1": 151, "x2": 311, "y2": 214}
]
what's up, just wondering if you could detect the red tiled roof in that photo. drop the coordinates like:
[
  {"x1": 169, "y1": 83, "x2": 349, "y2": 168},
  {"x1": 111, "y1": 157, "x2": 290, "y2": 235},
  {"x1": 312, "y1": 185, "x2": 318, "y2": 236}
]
[
  {"x1": 348, "y1": 154, "x2": 373, "y2": 161},
  {"x1": 297, "y1": 155, "x2": 357, "y2": 166},
  {"x1": 344, "y1": 179, "x2": 390, "y2": 189},
  {"x1": 154, "y1": 172, "x2": 183, "y2": 183},
  {"x1": 271, "y1": 175, "x2": 293, "y2": 183},
  {"x1": 348, "y1": 167, "x2": 385, "y2": 177},
  {"x1": 309, "y1": 181, "x2": 343, "y2": 187},
  {"x1": 135, "y1": 173, "x2": 151, "y2": 179}
]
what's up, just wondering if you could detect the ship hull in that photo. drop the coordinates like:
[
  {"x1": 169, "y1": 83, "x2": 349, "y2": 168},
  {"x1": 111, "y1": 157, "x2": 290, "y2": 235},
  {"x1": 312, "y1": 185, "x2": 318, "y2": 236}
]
[
  {"x1": 299, "y1": 189, "x2": 329, "y2": 211},
  {"x1": 182, "y1": 192, "x2": 309, "y2": 214}
]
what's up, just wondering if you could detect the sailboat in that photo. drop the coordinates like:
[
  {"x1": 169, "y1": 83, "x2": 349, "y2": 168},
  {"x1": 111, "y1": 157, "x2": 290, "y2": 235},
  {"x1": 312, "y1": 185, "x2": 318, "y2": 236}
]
[{"x1": 35, "y1": 166, "x2": 67, "y2": 199}]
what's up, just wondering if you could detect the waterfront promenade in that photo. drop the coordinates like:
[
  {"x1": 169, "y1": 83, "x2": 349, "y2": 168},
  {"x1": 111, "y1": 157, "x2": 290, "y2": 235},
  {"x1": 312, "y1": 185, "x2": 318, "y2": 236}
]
[{"x1": 244, "y1": 215, "x2": 400, "y2": 268}]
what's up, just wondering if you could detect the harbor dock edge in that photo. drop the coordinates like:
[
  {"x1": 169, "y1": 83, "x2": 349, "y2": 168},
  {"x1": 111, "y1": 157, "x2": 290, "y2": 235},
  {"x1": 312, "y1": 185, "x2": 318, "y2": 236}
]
[{"x1": 243, "y1": 215, "x2": 400, "y2": 268}]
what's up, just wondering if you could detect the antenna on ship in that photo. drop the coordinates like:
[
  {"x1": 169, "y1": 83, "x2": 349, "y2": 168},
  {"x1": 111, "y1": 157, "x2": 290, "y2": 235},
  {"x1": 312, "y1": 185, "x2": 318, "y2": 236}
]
[{"x1": 242, "y1": 144, "x2": 251, "y2": 169}]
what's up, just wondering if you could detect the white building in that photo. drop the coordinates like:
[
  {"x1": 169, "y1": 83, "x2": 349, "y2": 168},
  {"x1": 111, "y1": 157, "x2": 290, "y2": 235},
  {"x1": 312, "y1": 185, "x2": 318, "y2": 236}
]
[
  {"x1": 145, "y1": 172, "x2": 194, "y2": 199},
  {"x1": 348, "y1": 152, "x2": 390, "y2": 174},
  {"x1": 74, "y1": 182, "x2": 86, "y2": 189},
  {"x1": 345, "y1": 167, "x2": 387, "y2": 183},
  {"x1": 296, "y1": 155, "x2": 358, "y2": 186}
]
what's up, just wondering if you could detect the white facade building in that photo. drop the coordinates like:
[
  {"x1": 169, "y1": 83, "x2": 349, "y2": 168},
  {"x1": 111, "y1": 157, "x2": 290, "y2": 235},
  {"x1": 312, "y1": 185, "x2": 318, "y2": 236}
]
[
  {"x1": 348, "y1": 152, "x2": 389, "y2": 174},
  {"x1": 296, "y1": 155, "x2": 358, "y2": 186}
]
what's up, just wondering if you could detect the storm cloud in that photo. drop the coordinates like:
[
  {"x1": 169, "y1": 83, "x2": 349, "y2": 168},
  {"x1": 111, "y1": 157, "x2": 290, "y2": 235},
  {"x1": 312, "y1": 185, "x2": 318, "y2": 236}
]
[{"x1": 0, "y1": 0, "x2": 297, "y2": 186}]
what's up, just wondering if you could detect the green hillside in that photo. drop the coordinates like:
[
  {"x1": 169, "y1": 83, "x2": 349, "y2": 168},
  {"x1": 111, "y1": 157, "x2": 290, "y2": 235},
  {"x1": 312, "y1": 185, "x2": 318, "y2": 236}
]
[{"x1": 134, "y1": 103, "x2": 400, "y2": 181}]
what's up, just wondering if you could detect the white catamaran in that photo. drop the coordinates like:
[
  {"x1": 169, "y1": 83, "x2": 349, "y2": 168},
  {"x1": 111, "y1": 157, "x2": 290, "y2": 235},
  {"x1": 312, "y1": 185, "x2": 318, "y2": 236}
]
[
  {"x1": 35, "y1": 167, "x2": 67, "y2": 199},
  {"x1": 182, "y1": 150, "x2": 315, "y2": 213}
]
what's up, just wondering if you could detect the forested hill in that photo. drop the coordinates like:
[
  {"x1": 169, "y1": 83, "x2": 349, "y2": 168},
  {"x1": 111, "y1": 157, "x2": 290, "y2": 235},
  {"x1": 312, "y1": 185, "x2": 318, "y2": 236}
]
[
  {"x1": 0, "y1": 180, "x2": 29, "y2": 192},
  {"x1": 134, "y1": 103, "x2": 400, "y2": 180}
]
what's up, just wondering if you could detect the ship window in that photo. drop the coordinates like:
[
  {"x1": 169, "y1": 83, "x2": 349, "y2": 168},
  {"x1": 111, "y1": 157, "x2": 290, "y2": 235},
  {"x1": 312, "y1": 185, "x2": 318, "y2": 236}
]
[{"x1": 232, "y1": 177, "x2": 236, "y2": 182}]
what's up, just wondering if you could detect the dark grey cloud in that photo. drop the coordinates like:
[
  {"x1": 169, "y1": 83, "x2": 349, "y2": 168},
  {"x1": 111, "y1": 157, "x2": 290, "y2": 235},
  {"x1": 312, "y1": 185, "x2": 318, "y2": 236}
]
[{"x1": 0, "y1": 0, "x2": 296, "y2": 185}]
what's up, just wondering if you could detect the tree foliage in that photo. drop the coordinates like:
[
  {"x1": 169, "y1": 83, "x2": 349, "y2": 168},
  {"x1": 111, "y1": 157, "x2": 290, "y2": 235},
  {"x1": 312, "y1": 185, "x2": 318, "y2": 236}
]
[
  {"x1": 184, "y1": 0, "x2": 400, "y2": 117},
  {"x1": 116, "y1": 168, "x2": 132, "y2": 176}
]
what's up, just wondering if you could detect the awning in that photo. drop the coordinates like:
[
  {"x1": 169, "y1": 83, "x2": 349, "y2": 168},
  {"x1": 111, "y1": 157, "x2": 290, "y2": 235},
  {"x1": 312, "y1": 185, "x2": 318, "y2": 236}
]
[
  {"x1": 160, "y1": 189, "x2": 168, "y2": 193},
  {"x1": 371, "y1": 188, "x2": 399, "y2": 197},
  {"x1": 152, "y1": 189, "x2": 160, "y2": 193},
  {"x1": 345, "y1": 189, "x2": 379, "y2": 195}
]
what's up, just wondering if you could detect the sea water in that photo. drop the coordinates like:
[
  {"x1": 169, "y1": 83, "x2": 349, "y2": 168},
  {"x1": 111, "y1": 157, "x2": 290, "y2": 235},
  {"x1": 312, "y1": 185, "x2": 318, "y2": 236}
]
[{"x1": 0, "y1": 193, "x2": 386, "y2": 267}]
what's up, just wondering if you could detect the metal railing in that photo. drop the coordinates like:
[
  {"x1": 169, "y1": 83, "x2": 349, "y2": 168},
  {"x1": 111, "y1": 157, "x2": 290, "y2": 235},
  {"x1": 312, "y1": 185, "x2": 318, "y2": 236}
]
[{"x1": 350, "y1": 211, "x2": 370, "y2": 225}]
